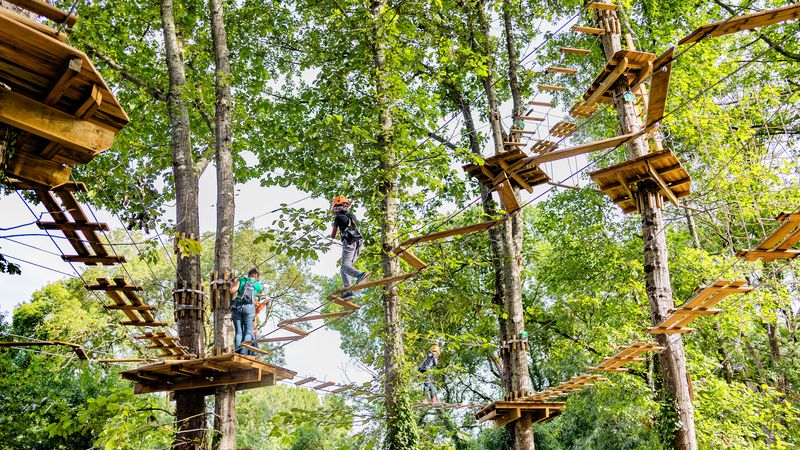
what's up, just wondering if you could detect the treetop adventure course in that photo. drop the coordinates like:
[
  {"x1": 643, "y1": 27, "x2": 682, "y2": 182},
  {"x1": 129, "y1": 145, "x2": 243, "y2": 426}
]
[{"x1": 0, "y1": 0, "x2": 798, "y2": 448}]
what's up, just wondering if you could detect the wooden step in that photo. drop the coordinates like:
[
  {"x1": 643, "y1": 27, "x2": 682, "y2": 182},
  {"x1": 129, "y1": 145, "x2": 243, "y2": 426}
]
[
  {"x1": 104, "y1": 304, "x2": 159, "y2": 311},
  {"x1": 314, "y1": 381, "x2": 336, "y2": 390},
  {"x1": 329, "y1": 296, "x2": 359, "y2": 311},
  {"x1": 331, "y1": 271, "x2": 419, "y2": 296},
  {"x1": 37, "y1": 221, "x2": 110, "y2": 232},
  {"x1": 279, "y1": 311, "x2": 351, "y2": 325},
  {"x1": 503, "y1": 141, "x2": 526, "y2": 147},
  {"x1": 538, "y1": 84, "x2": 567, "y2": 92},
  {"x1": 519, "y1": 115, "x2": 544, "y2": 121},
  {"x1": 250, "y1": 335, "x2": 303, "y2": 343},
  {"x1": 279, "y1": 323, "x2": 309, "y2": 336},
  {"x1": 119, "y1": 320, "x2": 167, "y2": 326},
  {"x1": 240, "y1": 344, "x2": 270, "y2": 355},
  {"x1": 546, "y1": 66, "x2": 577, "y2": 75},
  {"x1": 510, "y1": 129, "x2": 538, "y2": 135},
  {"x1": 528, "y1": 101, "x2": 555, "y2": 107},
  {"x1": 561, "y1": 47, "x2": 591, "y2": 56},
  {"x1": 397, "y1": 220, "x2": 502, "y2": 249},
  {"x1": 63, "y1": 255, "x2": 126, "y2": 265},
  {"x1": 396, "y1": 248, "x2": 428, "y2": 270},
  {"x1": 295, "y1": 377, "x2": 317, "y2": 386},
  {"x1": 572, "y1": 25, "x2": 604, "y2": 35},
  {"x1": 587, "y1": 2, "x2": 619, "y2": 11}
]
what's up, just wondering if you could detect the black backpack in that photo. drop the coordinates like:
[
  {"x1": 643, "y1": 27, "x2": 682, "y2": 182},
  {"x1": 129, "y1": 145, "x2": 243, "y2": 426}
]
[
  {"x1": 342, "y1": 213, "x2": 362, "y2": 242},
  {"x1": 236, "y1": 278, "x2": 256, "y2": 305}
]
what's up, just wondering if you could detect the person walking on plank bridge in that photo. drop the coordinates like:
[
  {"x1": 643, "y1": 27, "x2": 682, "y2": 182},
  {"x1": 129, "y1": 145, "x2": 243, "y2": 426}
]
[
  {"x1": 330, "y1": 195, "x2": 369, "y2": 299},
  {"x1": 249, "y1": 293, "x2": 272, "y2": 353},
  {"x1": 229, "y1": 268, "x2": 264, "y2": 354},
  {"x1": 419, "y1": 344, "x2": 440, "y2": 403}
]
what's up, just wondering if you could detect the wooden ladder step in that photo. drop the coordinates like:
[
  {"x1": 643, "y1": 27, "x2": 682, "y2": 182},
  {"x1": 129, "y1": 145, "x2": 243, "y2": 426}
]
[
  {"x1": 397, "y1": 219, "x2": 501, "y2": 249},
  {"x1": 572, "y1": 25, "x2": 604, "y2": 35},
  {"x1": 104, "y1": 304, "x2": 159, "y2": 311},
  {"x1": 503, "y1": 141, "x2": 526, "y2": 147},
  {"x1": 279, "y1": 311, "x2": 351, "y2": 325},
  {"x1": 332, "y1": 271, "x2": 418, "y2": 295},
  {"x1": 250, "y1": 335, "x2": 303, "y2": 343},
  {"x1": 510, "y1": 129, "x2": 537, "y2": 135},
  {"x1": 519, "y1": 115, "x2": 544, "y2": 121},
  {"x1": 546, "y1": 66, "x2": 577, "y2": 75},
  {"x1": 528, "y1": 101, "x2": 555, "y2": 107},
  {"x1": 240, "y1": 344, "x2": 270, "y2": 355},
  {"x1": 314, "y1": 381, "x2": 336, "y2": 390},
  {"x1": 279, "y1": 323, "x2": 309, "y2": 336},
  {"x1": 396, "y1": 248, "x2": 428, "y2": 270},
  {"x1": 329, "y1": 296, "x2": 359, "y2": 311},
  {"x1": 37, "y1": 221, "x2": 110, "y2": 232},
  {"x1": 295, "y1": 377, "x2": 317, "y2": 385},
  {"x1": 119, "y1": 320, "x2": 167, "y2": 327},
  {"x1": 63, "y1": 255, "x2": 126, "y2": 265},
  {"x1": 561, "y1": 47, "x2": 591, "y2": 55},
  {"x1": 539, "y1": 84, "x2": 567, "y2": 92}
]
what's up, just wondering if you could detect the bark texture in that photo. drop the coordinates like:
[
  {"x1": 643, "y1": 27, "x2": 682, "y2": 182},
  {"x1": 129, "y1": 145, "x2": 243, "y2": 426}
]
[
  {"x1": 161, "y1": 0, "x2": 206, "y2": 446},
  {"x1": 210, "y1": 0, "x2": 236, "y2": 447},
  {"x1": 371, "y1": 1, "x2": 418, "y2": 448},
  {"x1": 596, "y1": 2, "x2": 696, "y2": 448}
]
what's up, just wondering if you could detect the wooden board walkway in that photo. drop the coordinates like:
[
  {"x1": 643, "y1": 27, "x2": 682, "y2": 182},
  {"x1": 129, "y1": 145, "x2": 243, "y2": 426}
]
[
  {"x1": 463, "y1": 149, "x2": 550, "y2": 212},
  {"x1": 737, "y1": 212, "x2": 800, "y2": 262},
  {"x1": 590, "y1": 149, "x2": 691, "y2": 214},
  {"x1": 549, "y1": 121, "x2": 578, "y2": 138},
  {"x1": 476, "y1": 401, "x2": 565, "y2": 428},
  {"x1": 329, "y1": 270, "x2": 420, "y2": 297},
  {"x1": 582, "y1": 50, "x2": 656, "y2": 108},
  {"x1": 590, "y1": 342, "x2": 664, "y2": 372},
  {"x1": 648, "y1": 280, "x2": 753, "y2": 334},
  {"x1": 395, "y1": 219, "x2": 502, "y2": 250},
  {"x1": 679, "y1": 3, "x2": 800, "y2": 45}
]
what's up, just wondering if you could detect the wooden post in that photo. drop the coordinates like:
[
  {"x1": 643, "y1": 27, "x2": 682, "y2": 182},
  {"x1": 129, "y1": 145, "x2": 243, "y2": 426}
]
[{"x1": 595, "y1": 2, "x2": 697, "y2": 449}]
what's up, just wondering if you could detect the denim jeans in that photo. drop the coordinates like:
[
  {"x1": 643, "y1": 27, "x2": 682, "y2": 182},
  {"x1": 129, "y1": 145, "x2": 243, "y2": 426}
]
[
  {"x1": 232, "y1": 303, "x2": 256, "y2": 355},
  {"x1": 340, "y1": 238, "x2": 363, "y2": 287},
  {"x1": 423, "y1": 376, "x2": 437, "y2": 400}
]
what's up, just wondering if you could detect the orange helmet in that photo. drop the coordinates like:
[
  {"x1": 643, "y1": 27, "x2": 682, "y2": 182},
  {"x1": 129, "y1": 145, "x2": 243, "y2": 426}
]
[{"x1": 331, "y1": 195, "x2": 351, "y2": 207}]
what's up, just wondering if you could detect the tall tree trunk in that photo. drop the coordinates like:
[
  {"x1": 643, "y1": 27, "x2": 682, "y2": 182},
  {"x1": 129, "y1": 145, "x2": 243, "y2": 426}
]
[
  {"x1": 371, "y1": 2, "x2": 418, "y2": 448},
  {"x1": 210, "y1": 0, "x2": 236, "y2": 447},
  {"x1": 471, "y1": 2, "x2": 535, "y2": 448},
  {"x1": 595, "y1": 2, "x2": 696, "y2": 449},
  {"x1": 161, "y1": 0, "x2": 207, "y2": 446}
]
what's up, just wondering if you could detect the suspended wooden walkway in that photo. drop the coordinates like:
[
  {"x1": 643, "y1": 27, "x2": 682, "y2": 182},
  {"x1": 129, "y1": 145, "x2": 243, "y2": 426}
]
[
  {"x1": 737, "y1": 212, "x2": 800, "y2": 262},
  {"x1": 679, "y1": 3, "x2": 800, "y2": 45},
  {"x1": 648, "y1": 280, "x2": 753, "y2": 335},
  {"x1": 589, "y1": 342, "x2": 664, "y2": 372}
]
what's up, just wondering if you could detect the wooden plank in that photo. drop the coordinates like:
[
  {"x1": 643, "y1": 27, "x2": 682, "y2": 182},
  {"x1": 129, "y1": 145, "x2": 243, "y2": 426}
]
[
  {"x1": 105, "y1": 304, "x2": 158, "y2": 311},
  {"x1": 503, "y1": 141, "x2": 526, "y2": 147},
  {"x1": 584, "y1": 57, "x2": 628, "y2": 107},
  {"x1": 546, "y1": 66, "x2": 577, "y2": 74},
  {"x1": 294, "y1": 377, "x2": 317, "y2": 386},
  {"x1": 314, "y1": 381, "x2": 336, "y2": 390},
  {"x1": 43, "y1": 57, "x2": 82, "y2": 106},
  {"x1": 560, "y1": 47, "x2": 591, "y2": 55},
  {"x1": 2, "y1": 0, "x2": 78, "y2": 27},
  {"x1": 87, "y1": 281, "x2": 143, "y2": 292},
  {"x1": 329, "y1": 296, "x2": 359, "y2": 310},
  {"x1": 249, "y1": 336, "x2": 303, "y2": 343},
  {"x1": 533, "y1": 132, "x2": 637, "y2": 164},
  {"x1": 397, "y1": 220, "x2": 501, "y2": 248},
  {"x1": 495, "y1": 177, "x2": 521, "y2": 213},
  {"x1": 529, "y1": 100, "x2": 556, "y2": 107},
  {"x1": 396, "y1": 249, "x2": 428, "y2": 270},
  {"x1": 572, "y1": 25, "x2": 604, "y2": 35},
  {"x1": 519, "y1": 115, "x2": 544, "y2": 121},
  {"x1": 97, "y1": 358, "x2": 157, "y2": 363},
  {"x1": 37, "y1": 221, "x2": 109, "y2": 232},
  {"x1": 63, "y1": 255, "x2": 125, "y2": 265},
  {"x1": 539, "y1": 84, "x2": 567, "y2": 92},
  {"x1": 134, "y1": 368, "x2": 261, "y2": 395},
  {"x1": 679, "y1": 3, "x2": 800, "y2": 45},
  {"x1": 587, "y1": 2, "x2": 619, "y2": 11},
  {"x1": 510, "y1": 129, "x2": 537, "y2": 135},
  {"x1": 645, "y1": 49, "x2": 673, "y2": 128},
  {"x1": 333, "y1": 271, "x2": 418, "y2": 295},
  {"x1": 74, "y1": 84, "x2": 103, "y2": 120},
  {"x1": 498, "y1": 159, "x2": 533, "y2": 193},
  {"x1": 760, "y1": 214, "x2": 800, "y2": 250},
  {"x1": 493, "y1": 408, "x2": 522, "y2": 429},
  {"x1": 739, "y1": 249, "x2": 800, "y2": 261},
  {"x1": 119, "y1": 320, "x2": 167, "y2": 327},
  {"x1": 0, "y1": 88, "x2": 115, "y2": 154},
  {"x1": 279, "y1": 323, "x2": 309, "y2": 336},
  {"x1": 0, "y1": 6, "x2": 67, "y2": 42},
  {"x1": 240, "y1": 344, "x2": 270, "y2": 355},
  {"x1": 645, "y1": 161, "x2": 679, "y2": 206},
  {"x1": 279, "y1": 311, "x2": 351, "y2": 325},
  {"x1": 5, "y1": 151, "x2": 71, "y2": 188}
]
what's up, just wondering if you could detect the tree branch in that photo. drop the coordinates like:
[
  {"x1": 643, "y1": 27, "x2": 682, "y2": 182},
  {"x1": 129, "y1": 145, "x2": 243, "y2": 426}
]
[{"x1": 84, "y1": 44, "x2": 168, "y2": 101}]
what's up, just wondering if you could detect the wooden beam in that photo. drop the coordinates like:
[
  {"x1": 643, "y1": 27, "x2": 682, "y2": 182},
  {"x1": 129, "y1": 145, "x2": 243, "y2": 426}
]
[
  {"x1": 314, "y1": 381, "x2": 336, "y2": 390},
  {"x1": 104, "y1": 304, "x2": 159, "y2": 311},
  {"x1": 134, "y1": 368, "x2": 261, "y2": 395},
  {"x1": 539, "y1": 84, "x2": 567, "y2": 92},
  {"x1": 519, "y1": 115, "x2": 544, "y2": 121},
  {"x1": 294, "y1": 377, "x2": 317, "y2": 386},
  {"x1": 329, "y1": 296, "x2": 359, "y2": 310},
  {"x1": 529, "y1": 100, "x2": 556, "y2": 107},
  {"x1": 5, "y1": 151, "x2": 71, "y2": 188},
  {"x1": 74, "y1": 84, "x2": 103, "y2": 120},
  {"x1": 510, "y1": 129, "x2": 537, "y2": 135},
  {"x1": 0, "y1": 6, "x2": 67, "y2": 42},
  {"x1": 0, "y1": 88, "x2": 115, "y2": 155},
  {"x1": 87, "y1": 283, "x2": 143, "y2": 292},
  {"x1": 645, "y1": 161, "x2": 679, "y2": 207},
  {"x1": 396, "y1": 249, "x2": 428, "y2": 270},
  {"x1": 333, "y1": 271, "x2": 418, "y2": 295},
  {"x1": 119, "y1": 320, "x2": 167, "y2": 326},
  {"x1": 584, "y1": 57, "x2": 628, "y2": 107},
  {"x1": 240, "y1": 344, "x2": 269, "y2": 355},
  {"x1": 493, "y1": 408, "x2": 522, "y2": 428},
  {"x1": 2, "y1": 0, "x2": 78, "y2": 27},
  {"x1": 279, "y1": 323, "x2": 309, "y2": 336},
  {"x1": 37, "y1": 221, "x2": 109, "y2": 232},
  {"x1": 396, "y1": 219, "x2": 501, "y2": 249},
  {"x1": 679, "y1": 3, "x2": 800, "y2": 45},
  {"x1": 498, "y1": 159, "x2": 533, "y2": 193},
  {"x1": 546, "y1": 66, "x2": 577, "y2": 74},
  {"x1": 43, "y1": 57, "x2": 82, "y2": 106},
  {"x1": 532, "y1": 132, "x2": 637, "y2": 164},
  {"x1": 572, "y1": 25, "x2": 604, "y2": 35},
  {"x1": 560, "y1": 47, "x2": 591, "y2": 55},
  {"x1": 249, "y1": 336, "x2": 303, "y2": 343},
  {"x1": 63, "y1": 255, "x2": 126, "y2": 265}
]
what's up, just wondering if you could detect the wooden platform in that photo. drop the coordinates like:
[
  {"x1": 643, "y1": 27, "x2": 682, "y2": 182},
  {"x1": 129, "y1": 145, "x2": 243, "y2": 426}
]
[
  {"x1": 679, "y1": 3, "x2": 800, "y2": 45},
  {"x1": 463, "y1": 149, "x2": 550, "y2": 212},
  {"x1": 0, "y1": 339, "x2": 88, "y2": 359},
  {"x1": 582, "y1": 50, "x2": 656, "y2": 108},
  {"x1": 569, "y1": 102, "x2": 598, "y2": 118},
  {"x1": 589, "y1": 149, "x2": 691, "y2": 214},
  {"x1": 0, "y1": 2, "x2": 129, "y2": 188},
  {"x1": 648, "y1": 280, "x2": 753, "y2": 334},
  {"x1": 737, "y1": 212, "x2": 800, "y2": 262},
  {"x1": 590, "y1": 342, "x2": 664, "y2": 372},
  {"x1": 549, "y1": 121, "x2": 578, "y2": 138},
  {"x1": 121, "y1": 353, "x2": 295, "y2": 394},
  {"x1": 476, "y1": 401, "x2": 565, "y2": 428}
]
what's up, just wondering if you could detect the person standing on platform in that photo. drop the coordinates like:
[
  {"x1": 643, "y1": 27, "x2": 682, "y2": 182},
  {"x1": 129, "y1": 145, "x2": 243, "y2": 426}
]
[
  {"x1": 419, "y1": 344, "x2": 440, "y2": 403},
  {"x1": 330, "y1": 195, "x2": 369, "y2": 298},
  {"x1": 229, "y1": 268, "x2": 264, "y2": 354}
]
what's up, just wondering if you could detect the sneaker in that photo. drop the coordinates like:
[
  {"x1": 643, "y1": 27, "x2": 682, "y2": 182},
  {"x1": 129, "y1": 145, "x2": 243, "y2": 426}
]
[
  {"x1": 341, "y1": 291, "x2": 356, "y2": 299},
  {"x1": 356, "y1": 271, "x2": 370, "y2": 285}
]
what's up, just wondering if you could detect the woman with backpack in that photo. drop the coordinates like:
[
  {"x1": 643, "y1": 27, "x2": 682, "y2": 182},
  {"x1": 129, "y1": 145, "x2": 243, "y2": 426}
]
[
  {"x1": 229, "y1": 268, "x2": 264, "y2": 354},
  {"x1": 330, "y1": 195, "x2": 369, "y2": 299}
]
